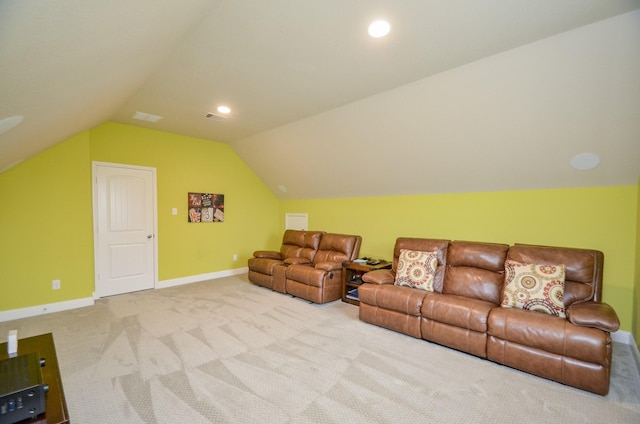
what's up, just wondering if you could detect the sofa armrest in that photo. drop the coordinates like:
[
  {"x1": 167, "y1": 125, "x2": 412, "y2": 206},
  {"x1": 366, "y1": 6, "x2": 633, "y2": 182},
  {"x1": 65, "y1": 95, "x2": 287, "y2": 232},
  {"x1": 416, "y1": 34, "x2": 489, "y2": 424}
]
[
  {"x1": 315, "y1": 261, "x2": 343, "y2": 272},
  {"x1": 253, "y1": 250, "x2": 282, "y2": 260},
  {"x1": 284, "y1": 257, "x2": 312, "y2": 265},
  {"x1": 362, "y1": 269, "x2": 395, "y2": 285},
  {"x1": 566, "y1": 301, "x2": 620, "y2": 332}
]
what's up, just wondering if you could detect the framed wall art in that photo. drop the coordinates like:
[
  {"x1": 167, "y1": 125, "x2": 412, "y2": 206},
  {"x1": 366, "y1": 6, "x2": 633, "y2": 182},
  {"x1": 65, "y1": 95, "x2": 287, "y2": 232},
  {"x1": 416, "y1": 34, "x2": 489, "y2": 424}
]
[{"x1": 188, "y1": 192, "x2": 224, "y2": 222}]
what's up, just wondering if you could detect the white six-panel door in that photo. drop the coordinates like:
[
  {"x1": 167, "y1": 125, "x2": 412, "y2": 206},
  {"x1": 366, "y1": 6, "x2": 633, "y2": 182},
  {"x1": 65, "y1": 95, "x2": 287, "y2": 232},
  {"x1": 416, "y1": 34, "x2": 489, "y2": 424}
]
[{"x1": 93, "y1": 163, "x2": 157, "y2": 297}]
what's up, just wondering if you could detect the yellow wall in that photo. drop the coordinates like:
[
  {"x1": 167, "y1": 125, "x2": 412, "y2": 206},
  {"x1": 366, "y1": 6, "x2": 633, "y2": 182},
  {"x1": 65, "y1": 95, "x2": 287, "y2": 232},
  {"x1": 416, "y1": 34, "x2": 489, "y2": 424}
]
[
  {"x1": 0, "y1": 123, "x2": 280, "y2": 310},
  {"x1": 0, "y1": 132, "x2": 94, "y2": 309},
  {"x1": 281, "y1": 186, "x2": 637, "y2": 332}
]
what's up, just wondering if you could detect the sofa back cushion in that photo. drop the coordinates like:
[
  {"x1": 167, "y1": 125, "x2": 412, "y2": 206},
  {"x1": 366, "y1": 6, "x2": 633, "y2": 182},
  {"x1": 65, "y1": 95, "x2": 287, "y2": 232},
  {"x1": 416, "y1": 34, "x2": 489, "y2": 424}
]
[
  {"x1": 443, "y1": 241, "x2": 509, "y2": 304},
  {"x1": 280, "y1": 230, "x2": 323, "y2": 262},
  {"x1": 392, "y1": 238, "x2": 449, "y2": 293},
  {"x1": 507, "y1": 244, "x2": 603, "y2": 306},
  {"x1": 313, "y1": 233, "x2": 362, "y2": 264}
]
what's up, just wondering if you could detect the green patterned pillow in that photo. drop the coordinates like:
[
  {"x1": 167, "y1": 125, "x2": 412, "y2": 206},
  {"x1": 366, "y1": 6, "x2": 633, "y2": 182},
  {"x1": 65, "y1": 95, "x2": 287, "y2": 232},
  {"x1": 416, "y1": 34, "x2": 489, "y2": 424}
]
[
  {"x1": 394, "y1": 249, "x2": 438, "y2": 292},
  {"x1": 502, "y1": 260, "x2": 566, "y2": 318}
]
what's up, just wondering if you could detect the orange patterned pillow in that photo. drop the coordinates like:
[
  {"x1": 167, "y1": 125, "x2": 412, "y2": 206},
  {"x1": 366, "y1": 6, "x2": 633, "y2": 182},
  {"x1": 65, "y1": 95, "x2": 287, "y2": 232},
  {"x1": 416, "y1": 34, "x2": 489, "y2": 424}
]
[
  {"x1": 502, "y1": 260, "x2": 566, "y2": 317},
  {"x1": 394, "y1": 249, "x2": 438, "y2": 292}
]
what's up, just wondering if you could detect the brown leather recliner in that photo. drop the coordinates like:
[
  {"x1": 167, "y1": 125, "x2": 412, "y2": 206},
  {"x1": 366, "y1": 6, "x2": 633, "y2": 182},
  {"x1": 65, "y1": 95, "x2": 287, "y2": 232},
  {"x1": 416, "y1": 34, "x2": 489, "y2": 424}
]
[
  {"x1": 421, "y1": 240, "x2": 509, "y2": 358},
  {"x1": 359, "y1": 237, "x2": 620, "y2": 395},
  {"x1": 487, "y1": 244, "x2": 619, "y2": 395},
  {"x1": 359, "y1": 237, "x2": 450, "y2": 338},
  {"x1": 248, "y1": 230, "x2": 323, "y2": 293},
  {"x1": 285, "y1": 233, "x2": 362, "y2": 304}
]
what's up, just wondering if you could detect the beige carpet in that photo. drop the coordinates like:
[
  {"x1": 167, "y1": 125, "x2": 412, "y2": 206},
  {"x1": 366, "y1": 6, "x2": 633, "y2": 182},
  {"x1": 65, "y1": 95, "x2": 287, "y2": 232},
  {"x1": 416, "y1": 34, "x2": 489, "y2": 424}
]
[{"x1": 1, "y1": 275, "x2": 639, "y2": 423}]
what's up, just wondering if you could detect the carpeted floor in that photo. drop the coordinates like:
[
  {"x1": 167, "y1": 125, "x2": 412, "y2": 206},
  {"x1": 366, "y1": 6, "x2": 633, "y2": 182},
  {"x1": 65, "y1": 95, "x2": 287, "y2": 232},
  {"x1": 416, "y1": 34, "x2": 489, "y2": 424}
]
[{"x1": 1, "y1": 275, "x2": 639, "y2": 423}]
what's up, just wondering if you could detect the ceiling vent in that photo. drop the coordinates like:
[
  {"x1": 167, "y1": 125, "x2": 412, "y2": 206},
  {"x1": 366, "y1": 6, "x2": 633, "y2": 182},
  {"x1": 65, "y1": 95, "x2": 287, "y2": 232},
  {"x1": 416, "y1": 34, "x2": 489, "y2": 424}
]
[
  {"x1": 204, "y1": 112, "x2": 228, "y2": 121},
  {"x1": 132, "y1": 111, "x2": 163, "y2": 123}
]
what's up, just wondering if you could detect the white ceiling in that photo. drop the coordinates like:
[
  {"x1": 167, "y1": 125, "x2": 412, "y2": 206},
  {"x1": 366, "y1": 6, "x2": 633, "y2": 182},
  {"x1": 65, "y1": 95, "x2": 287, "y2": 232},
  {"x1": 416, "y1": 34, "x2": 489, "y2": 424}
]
[{"x1": 1, "y1": 0, "x2": 639, "y2": 198}]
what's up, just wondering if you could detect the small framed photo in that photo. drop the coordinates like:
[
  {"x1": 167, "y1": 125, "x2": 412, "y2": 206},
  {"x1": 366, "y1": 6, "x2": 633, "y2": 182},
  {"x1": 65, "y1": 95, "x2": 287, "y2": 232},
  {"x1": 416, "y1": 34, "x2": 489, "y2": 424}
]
[{"x1": 188, "y1": 193, "x2": 224, "y2": 222}]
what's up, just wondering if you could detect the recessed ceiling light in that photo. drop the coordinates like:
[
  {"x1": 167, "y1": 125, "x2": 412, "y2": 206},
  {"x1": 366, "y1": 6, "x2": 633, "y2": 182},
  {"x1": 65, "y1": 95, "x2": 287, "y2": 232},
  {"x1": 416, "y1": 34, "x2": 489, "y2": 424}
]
[
  {"x1": 368, "y1": 20, "x2": 390, "y2": 38},
  {"x1": 217, "y1": 105, "x2": 231, "y2": 114},
  {"x1": 570, "y1": 153, "x2": 600, "y2": 170},
  {"x1": 0, "y1": 115, "x2": 24, "y2": 135},
  {"x1": 132, "y1": 111, "x2": 163, "y2": 123}
]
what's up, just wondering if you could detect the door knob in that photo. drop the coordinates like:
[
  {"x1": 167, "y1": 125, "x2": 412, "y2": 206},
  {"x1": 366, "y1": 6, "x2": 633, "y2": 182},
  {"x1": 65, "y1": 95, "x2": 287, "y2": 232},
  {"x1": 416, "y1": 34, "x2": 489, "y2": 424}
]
[{"x1": 147, "y1": 234, "x2": 153, "y2": 239}]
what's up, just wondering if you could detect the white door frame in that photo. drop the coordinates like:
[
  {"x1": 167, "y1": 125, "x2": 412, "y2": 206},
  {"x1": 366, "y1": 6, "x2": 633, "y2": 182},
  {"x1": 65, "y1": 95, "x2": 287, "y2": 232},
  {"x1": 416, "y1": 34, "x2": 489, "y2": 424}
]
[{"x1": 92, "y1": 161, "x2": 158, "y2": 298}]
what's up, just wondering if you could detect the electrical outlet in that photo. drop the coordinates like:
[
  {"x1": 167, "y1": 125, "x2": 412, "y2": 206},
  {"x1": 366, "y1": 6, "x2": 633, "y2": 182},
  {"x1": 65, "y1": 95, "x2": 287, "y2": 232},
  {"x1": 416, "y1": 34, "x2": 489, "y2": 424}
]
[
  {"x1": 233, "y1": 254, "x2": 238, "y2": 261},
  {"x1": 52, "y1": 279, "x2": 61, "y2": 290}
]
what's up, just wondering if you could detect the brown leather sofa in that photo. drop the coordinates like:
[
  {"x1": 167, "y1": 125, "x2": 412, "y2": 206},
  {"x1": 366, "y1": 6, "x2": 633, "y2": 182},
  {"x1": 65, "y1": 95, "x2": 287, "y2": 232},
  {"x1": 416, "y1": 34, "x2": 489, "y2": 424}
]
[
  {"x1": 248, "y1": 230, "x2": 324, "y2": 293},
  {"x1": 248, "y1": 230, "x2": 362, "y2": 303},
  {"x1": 359, "y1": 237, "x2": 620, "y2": 395}
]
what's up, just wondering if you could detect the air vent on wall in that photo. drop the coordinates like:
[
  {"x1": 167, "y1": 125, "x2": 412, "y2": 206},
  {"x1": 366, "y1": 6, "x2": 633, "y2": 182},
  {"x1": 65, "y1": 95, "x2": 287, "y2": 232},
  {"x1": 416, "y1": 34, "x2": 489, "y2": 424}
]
[{"x1": 204, "y1": 112, "x2": 227, "y2": 121}]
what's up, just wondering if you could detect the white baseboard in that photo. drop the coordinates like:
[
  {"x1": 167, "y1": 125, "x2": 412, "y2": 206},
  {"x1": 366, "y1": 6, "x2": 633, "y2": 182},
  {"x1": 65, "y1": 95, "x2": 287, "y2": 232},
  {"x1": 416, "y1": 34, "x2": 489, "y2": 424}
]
[
  {"x1": 156, "y1": 267, "x2": 248, "y2": 289},
  {"x1": 611, "y1": 330, "x2": 640, "y2": 376},
  {"x1": 0, "y1": 268, "x2": 249, "y2": 323},
  {"x1": 0, "y1": 297, "x2": 95, "y2": 323},
  {"x1": 611, "y1": 330, "x2": 635, "y2": 345},
  {"x1": 624, "y1": 333, "x2": 640, "y2": 374}
]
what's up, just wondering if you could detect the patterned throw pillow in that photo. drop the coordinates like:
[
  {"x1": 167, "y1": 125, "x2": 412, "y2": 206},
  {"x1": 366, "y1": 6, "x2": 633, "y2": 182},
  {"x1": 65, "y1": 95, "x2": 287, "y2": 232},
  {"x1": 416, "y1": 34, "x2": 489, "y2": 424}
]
[
  {"x1": 394, "y1": 249, "x2": 438, "y2": 292},
  {"x1": 501, "y1": 260, "x2": 566, "y2": 318}
]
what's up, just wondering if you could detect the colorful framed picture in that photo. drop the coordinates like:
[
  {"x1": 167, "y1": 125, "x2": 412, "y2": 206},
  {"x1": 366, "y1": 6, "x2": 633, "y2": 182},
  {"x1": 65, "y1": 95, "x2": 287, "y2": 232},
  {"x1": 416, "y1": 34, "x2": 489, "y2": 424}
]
[{"x1": 188, "y1": 193, "x2": 224, "y2": 222}]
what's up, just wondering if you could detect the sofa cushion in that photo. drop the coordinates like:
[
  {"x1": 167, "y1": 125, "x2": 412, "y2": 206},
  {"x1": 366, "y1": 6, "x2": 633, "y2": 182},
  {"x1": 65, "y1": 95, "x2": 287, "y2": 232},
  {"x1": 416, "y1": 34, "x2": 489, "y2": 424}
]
[
  {"x1": 443, "y1": 241, "x2": 508, "y2": 304},
  {"x1": 421, "y1": 293, "x2": 494, "y2": 333},
  {"x1": 285, "y1": 265, "x2": 327, "y2": 288},
  {"x1": 394, "y1": 249, "x2": 438, "y2": 291},
  {"x1": 280, "y1": 230, "x2": 323, "y2": 262},
  {"x1": 359, "y1": 283, "x2": 427, "y2": 317},
  {"x1": 247, "y1": 257, "x2": 282, "y2": 275},
  {"x1": 501, "y1": 260, "x2": 566, "y2": 318},
  {"x1": 313, "y1": 233, "x2": 361, "y2": 264},
  {"x1": 508, "y1": 244, "x2": 602, "y2": 306},
  {"x1": 488, "y1": 306, "x2": 610, "y2": 366},
  {"x1": 283, "y1": 257, "x2": 313, "y2": 265}
]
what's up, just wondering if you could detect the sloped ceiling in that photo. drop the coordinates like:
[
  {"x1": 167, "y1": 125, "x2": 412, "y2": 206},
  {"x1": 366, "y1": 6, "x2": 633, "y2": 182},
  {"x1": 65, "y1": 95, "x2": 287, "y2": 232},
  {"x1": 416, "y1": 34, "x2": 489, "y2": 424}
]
[{"x1": 1, "y1": 0, "x2": 639, "y2": 198}]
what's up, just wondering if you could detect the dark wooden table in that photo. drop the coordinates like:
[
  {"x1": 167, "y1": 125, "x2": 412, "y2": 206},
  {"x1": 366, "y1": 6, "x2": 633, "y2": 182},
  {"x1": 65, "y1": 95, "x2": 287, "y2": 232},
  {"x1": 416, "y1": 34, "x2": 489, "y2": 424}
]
[
  {"x1": 0, "y1": 333, "x2": 69, "y2": 424},
  {"x1": 342, "y1": 260, "x2": 392, "y2": 305}
]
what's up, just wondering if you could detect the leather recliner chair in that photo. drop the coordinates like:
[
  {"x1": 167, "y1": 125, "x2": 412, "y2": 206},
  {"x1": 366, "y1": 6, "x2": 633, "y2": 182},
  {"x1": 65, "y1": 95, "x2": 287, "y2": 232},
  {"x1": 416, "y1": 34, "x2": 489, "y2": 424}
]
[
  {"x1": 248, "y1": 230, "x2": 323, "y2": 293},
  {"x1": 285, "y1": 233, "x2": 362, "y2": 304}
]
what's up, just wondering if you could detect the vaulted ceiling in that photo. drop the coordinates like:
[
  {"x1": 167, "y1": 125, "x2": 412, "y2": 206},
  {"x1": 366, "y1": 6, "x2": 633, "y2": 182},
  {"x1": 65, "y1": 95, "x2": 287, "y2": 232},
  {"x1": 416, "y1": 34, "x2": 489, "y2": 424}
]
[{"x1": 1, "y1": 1, "x2": 639, "y2": 198}]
